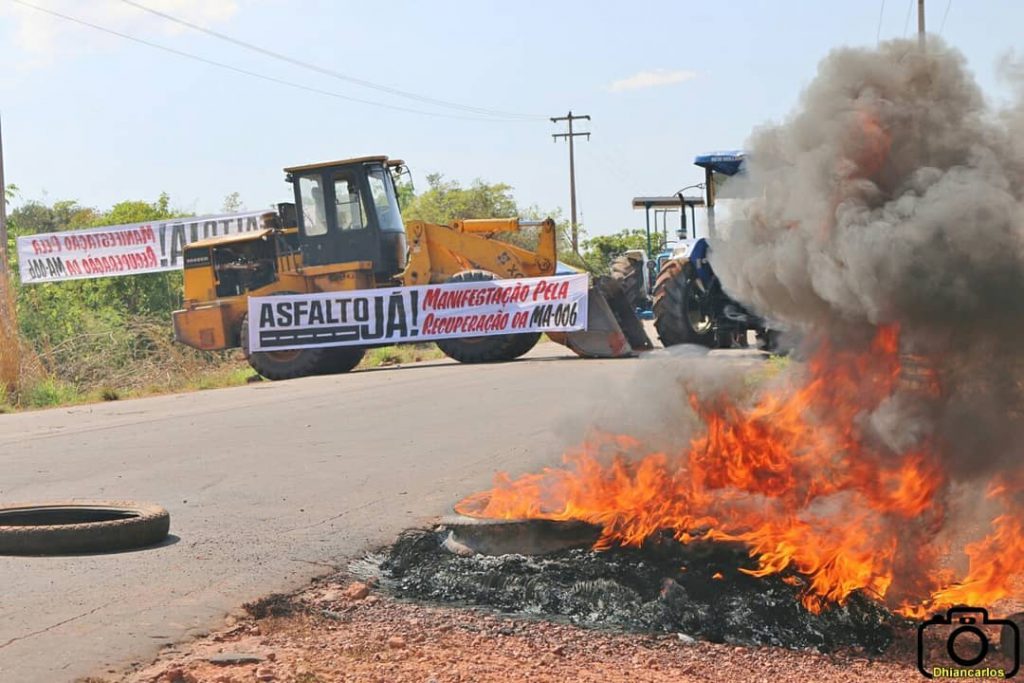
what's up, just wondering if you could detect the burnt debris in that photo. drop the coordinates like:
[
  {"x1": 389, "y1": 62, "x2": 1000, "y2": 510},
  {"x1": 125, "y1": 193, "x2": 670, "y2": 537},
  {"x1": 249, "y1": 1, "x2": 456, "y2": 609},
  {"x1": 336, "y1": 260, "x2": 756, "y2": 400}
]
[{"x1": 379, "y1": 528, "x2": 900, "y2": 653}]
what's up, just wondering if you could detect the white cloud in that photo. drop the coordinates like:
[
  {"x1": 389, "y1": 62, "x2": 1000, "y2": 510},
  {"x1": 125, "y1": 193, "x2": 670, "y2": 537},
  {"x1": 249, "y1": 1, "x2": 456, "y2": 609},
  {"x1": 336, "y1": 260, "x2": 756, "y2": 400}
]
[
  {"x1": 0, "y1": 0, "x2": 240, "y2": 68},
  {"x1": 606, "y1": 68, "x2": 697, "y2": 93}
]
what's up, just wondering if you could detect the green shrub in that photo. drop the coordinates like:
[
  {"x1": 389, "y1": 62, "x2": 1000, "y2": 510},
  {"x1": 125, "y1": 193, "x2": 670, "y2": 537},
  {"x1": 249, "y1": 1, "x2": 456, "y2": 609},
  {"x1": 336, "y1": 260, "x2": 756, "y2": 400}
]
[{"x1": 24, "y1": 377, "x2": 81, "y2": 408}]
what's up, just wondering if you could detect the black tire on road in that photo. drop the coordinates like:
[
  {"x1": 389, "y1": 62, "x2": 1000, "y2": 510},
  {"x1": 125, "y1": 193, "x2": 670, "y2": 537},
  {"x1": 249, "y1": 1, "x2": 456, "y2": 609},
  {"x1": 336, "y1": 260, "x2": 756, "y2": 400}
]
[
  {"x1": 504, "y1": 330, "x2": 542, "y2": 359},
  {"x1": 0, "y1": 501, "x2": 169, "y2": 555},
  {"x1": 322, "y1": 346, "x2": 367, "y2": 374},
  {"x1": 435, "y1": 270, "x2": 538, "y2": 364},
  {"x1": 609, "y1": 254, "x2": 645, "y2": 309},
  {"x1": 653, "y1": 258, "x2": 714, "y2": 348},
  {"x1": 241, "y1": 313, "x2": 333, "y2": 380}
]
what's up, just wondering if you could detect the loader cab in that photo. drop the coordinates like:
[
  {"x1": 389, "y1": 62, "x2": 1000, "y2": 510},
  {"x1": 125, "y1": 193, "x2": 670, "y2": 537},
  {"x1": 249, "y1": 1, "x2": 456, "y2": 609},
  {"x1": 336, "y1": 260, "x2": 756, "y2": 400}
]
[{"x1": 284, "y1": 155, "x2": 408, "y2": 278}]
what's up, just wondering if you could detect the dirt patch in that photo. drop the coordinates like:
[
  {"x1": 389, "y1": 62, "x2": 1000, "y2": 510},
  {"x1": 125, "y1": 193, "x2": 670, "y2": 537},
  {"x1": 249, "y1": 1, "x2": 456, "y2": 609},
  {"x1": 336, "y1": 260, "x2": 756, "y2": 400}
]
[
  {"x1": 117, "y1": 574, "x2": 934, "y2": 683},
  {"x1": 244, "y1": 593, "x2": 304, "y2": 621}
]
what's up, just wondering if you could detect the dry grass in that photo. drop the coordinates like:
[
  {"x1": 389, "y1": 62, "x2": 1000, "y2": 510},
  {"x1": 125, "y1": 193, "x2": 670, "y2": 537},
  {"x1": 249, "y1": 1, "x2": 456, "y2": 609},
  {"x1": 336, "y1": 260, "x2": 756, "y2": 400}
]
[
  {"x1": 4, "y1": 314, "x2": 251, "y2": 410},
  {"x1": 1, "y1": 333, "x2": 446, "y2": 412}
]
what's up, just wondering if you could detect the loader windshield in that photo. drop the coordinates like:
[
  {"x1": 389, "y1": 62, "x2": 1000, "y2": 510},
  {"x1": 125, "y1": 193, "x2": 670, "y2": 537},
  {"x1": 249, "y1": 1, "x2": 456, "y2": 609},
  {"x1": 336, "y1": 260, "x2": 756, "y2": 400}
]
[
  {"x1": 299, "y1": 176, "x2": 328, "y2": 236},
  {"x1": 366, "y1": 164, "x2": 404, "y2": 232},
  {"x1": 333, "y1": 173, "x2": 367, "y2": 230}
]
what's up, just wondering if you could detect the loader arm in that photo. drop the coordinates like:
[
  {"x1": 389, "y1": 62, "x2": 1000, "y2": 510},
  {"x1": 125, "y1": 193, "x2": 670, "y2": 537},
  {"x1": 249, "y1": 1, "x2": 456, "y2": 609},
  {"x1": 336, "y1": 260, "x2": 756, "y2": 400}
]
[
  {"x1": 399, "y1": 218, "x2": 556, "y2": 285},
  {"x1": 400, "y1": 216, "x2": 646, "y2": 358}
]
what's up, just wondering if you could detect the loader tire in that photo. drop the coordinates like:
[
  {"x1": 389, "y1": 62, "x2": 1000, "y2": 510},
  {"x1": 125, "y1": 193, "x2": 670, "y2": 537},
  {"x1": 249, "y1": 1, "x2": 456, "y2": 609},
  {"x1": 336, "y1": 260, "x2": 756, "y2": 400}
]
[
  {"x1": 322, "y1": 346, "x2": 367, "y2": 374},
  {"x1": 241, "y1": 313, "x2": 343, "y2": 381},
  {"x1": 504, "y1": 330, "x2": 542, "y2": 359},
  {"x1": 609, "y1": 254, "x2": 645, "y2": 309},
  {"x1": 653, "y1": 258, "x2": 714, "y2": 348},
  {"x1": 435, "y1": 270, "x2": 537, "y2": 364},
  {"x1": 0, "y1": 500, "x2": 169, "y2": 555}
]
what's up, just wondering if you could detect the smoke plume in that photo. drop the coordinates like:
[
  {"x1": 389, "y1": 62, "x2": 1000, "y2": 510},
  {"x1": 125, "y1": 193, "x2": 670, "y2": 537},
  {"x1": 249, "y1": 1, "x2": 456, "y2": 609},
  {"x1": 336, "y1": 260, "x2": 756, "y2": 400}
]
[
  {"x1": 460, "y1": 38, "x2": 1024, "y2": 616},
  {"x1": 713, "y1": 38, "x2": 1024, "y2": 481}
]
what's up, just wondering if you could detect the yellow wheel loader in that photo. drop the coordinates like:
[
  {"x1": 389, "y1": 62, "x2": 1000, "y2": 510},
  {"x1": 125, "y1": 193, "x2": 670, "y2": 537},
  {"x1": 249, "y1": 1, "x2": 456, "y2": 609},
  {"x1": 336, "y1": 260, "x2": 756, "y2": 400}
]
[{"x1": 173, "y1": 156, "x2": 650, "y2": 379}]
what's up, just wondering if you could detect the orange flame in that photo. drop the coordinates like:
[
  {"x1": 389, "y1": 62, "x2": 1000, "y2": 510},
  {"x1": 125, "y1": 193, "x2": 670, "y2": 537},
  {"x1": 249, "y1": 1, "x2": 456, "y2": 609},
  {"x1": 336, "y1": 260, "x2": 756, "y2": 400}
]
[
  {"x1": 458, "y1": 110, "x2": 1024, "y2": 618},
  {"x1": 456, "y1": 326, "x2": 1024, "y2": 616}
]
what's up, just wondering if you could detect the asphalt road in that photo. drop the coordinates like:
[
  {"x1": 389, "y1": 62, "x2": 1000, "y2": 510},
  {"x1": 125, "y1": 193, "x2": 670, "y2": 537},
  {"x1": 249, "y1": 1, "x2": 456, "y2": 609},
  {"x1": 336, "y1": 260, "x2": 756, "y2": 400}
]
[{"x1": 0, "y1": 335, "x2": 764, "y2": 682}]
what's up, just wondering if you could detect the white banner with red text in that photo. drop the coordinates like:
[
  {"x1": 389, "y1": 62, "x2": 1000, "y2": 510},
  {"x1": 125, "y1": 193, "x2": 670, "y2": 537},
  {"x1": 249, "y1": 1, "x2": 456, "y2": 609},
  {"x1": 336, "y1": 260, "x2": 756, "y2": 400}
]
[
  {"x1": 17, "y1": 209, "x2": 272, "y2": 284},
  {"x1": 247, "y1": 274, "x2": 589, "y2": 352}
]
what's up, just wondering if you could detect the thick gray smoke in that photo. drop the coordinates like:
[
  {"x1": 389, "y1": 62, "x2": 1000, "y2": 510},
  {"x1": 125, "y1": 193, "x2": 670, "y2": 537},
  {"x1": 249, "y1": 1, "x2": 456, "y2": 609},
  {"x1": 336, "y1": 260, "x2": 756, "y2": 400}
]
[{"x1": 712, "y1": 38, "x2": 1024, "y2": 480}]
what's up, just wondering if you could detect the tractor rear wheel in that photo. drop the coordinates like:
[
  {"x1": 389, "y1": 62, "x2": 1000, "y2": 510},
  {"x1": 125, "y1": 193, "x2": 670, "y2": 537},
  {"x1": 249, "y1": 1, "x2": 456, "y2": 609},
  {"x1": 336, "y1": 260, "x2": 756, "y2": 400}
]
[
  {"x1": 435, "y1": 270, "x2": 539, "y2": 363},
  {"x1": 609, "y1": 254, "x2": 645, "y2": 309},
  {"x1": 652, "y1": 258, "x2": 714, "y2": 348}
]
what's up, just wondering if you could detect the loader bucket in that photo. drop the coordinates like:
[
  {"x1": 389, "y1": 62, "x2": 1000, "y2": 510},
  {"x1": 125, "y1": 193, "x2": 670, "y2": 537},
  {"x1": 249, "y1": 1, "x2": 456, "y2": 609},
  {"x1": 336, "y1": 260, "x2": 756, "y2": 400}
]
[{"x1": 550, "y1": 280, "x2": 652, "y2": 358}]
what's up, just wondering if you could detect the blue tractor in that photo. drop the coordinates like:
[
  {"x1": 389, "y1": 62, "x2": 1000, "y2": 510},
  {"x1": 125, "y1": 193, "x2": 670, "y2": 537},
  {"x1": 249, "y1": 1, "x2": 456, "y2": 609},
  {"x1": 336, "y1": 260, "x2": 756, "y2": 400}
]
[{"x1": 615, "y1": 152, "x2": 776, "y2": 350}]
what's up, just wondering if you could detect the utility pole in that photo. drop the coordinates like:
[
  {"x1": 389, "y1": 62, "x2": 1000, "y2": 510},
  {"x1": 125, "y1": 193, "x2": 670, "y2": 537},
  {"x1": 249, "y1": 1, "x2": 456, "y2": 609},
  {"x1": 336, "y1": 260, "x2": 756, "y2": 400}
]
[
  {"x1": 918, "y1": 0, "x2": 926, "y2": 50},
  {"x1": 551, "y1": 111, "x2": 590, "y2": 254},
  {"x1": 0, "y1": 114, "x2": 7, "y2": 274}
]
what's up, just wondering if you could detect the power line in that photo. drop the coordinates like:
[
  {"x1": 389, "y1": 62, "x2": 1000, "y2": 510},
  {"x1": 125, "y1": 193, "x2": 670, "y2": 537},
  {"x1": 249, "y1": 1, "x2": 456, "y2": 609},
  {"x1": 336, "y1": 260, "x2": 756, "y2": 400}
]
[
  {"x1": 9, "y1": 0, "x2": 522, "y2": 122},
  {"x1": 939, "y1": 0, "x2": 952, "y2": 34},
  {"x1": 118, "y1": 0, "x2": 542, "y2": 121},
  {"x1": 0, "y1": 115, "x2": 6, "y2": 276},
  {"x1": 876, "y1": 0, "x2": 886, "y2": 44},
  {"x1": 902, "y1": 0, "x2": 914, "y2": 36}
]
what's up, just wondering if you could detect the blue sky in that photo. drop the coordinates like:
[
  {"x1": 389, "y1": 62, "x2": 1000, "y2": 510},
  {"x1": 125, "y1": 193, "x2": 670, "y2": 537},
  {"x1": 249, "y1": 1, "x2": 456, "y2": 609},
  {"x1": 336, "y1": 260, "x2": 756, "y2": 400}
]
[{"x1": 0, "y1": 0, "x2": 1020, "y2": 239}]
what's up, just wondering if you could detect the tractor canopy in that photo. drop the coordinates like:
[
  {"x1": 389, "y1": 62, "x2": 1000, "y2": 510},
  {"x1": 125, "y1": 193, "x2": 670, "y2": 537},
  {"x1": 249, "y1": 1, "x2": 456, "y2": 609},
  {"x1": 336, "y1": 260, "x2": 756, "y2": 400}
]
[{"x1": 694, "y1": 151, "x2": 745, "y2": 177}]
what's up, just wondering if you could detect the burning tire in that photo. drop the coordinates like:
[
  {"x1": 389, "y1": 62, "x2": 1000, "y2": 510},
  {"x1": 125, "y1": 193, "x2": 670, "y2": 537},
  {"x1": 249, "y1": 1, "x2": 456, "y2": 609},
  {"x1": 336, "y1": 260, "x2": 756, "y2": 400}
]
[
  {"x1": 609, "y1": 254, "x2": 645, "y2": 309},
  {"x1": 0, "y1": 501, "x2": 169, "y2": 555},
  {"x1": 653, "y1": 258, "x2": 714, "y2": 347},
  {"x1": 435, "y1": 270, "x2": 539, "y2": 363},
  {"x1": 439, "y1": 514, "x2": 601, "y2": 556}
]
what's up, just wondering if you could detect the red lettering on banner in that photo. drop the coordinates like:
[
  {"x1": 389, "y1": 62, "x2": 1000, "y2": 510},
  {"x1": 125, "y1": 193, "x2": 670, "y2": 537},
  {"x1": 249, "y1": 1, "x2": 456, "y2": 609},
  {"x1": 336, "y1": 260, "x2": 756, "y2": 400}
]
[
  {"x1": 421, "y1": 312, "x2": 512, "y2": 335},
  {"x1": 30, "y1": 236, "x2": 62, "y2": 255},
  {"x1": 532, "y1": 279, "x2": 570, "y2": 302},
  {"x1": 421, "y1": 280, "x2": 536, "y2": 311},
  {"x1": 62, "y1": 227, "x2": 157, "y2": 254},
  {"x1": 79, "y1": 246, "x2": 159, "y2": 275}
]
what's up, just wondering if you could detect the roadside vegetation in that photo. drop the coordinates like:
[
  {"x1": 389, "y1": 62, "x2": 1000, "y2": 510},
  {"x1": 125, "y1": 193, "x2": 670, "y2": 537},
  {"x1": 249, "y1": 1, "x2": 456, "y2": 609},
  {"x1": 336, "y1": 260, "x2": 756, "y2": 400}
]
[{"x1": 0, "y1": 176, "x2": 647, "y2": 412}]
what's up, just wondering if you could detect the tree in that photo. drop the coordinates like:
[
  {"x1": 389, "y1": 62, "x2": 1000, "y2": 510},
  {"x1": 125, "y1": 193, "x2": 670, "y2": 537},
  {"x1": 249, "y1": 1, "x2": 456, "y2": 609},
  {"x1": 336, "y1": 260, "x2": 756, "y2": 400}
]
[
  {"x1": 398, "y1": 173, "x2": 589, "y2": 268},
  {"x1": 581, "y1": 228, "x2": 665, "y2": 275},
  {"x1": 395, "y1": 179, "x2": 415, "y2": 210},
  {"x1": 401, "y1": 173, "x2": 518, "y2": 224},
  {"x1": 221, "y1": 192, "x2": 243, "y2": 213}
]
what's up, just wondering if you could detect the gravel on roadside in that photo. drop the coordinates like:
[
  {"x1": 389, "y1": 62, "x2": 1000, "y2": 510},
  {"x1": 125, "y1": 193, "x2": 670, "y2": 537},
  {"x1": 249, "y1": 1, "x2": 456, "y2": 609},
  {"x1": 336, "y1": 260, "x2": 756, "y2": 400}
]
[{"x1": 113, "y1": 576, "x2": 932, "y2": 683}]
